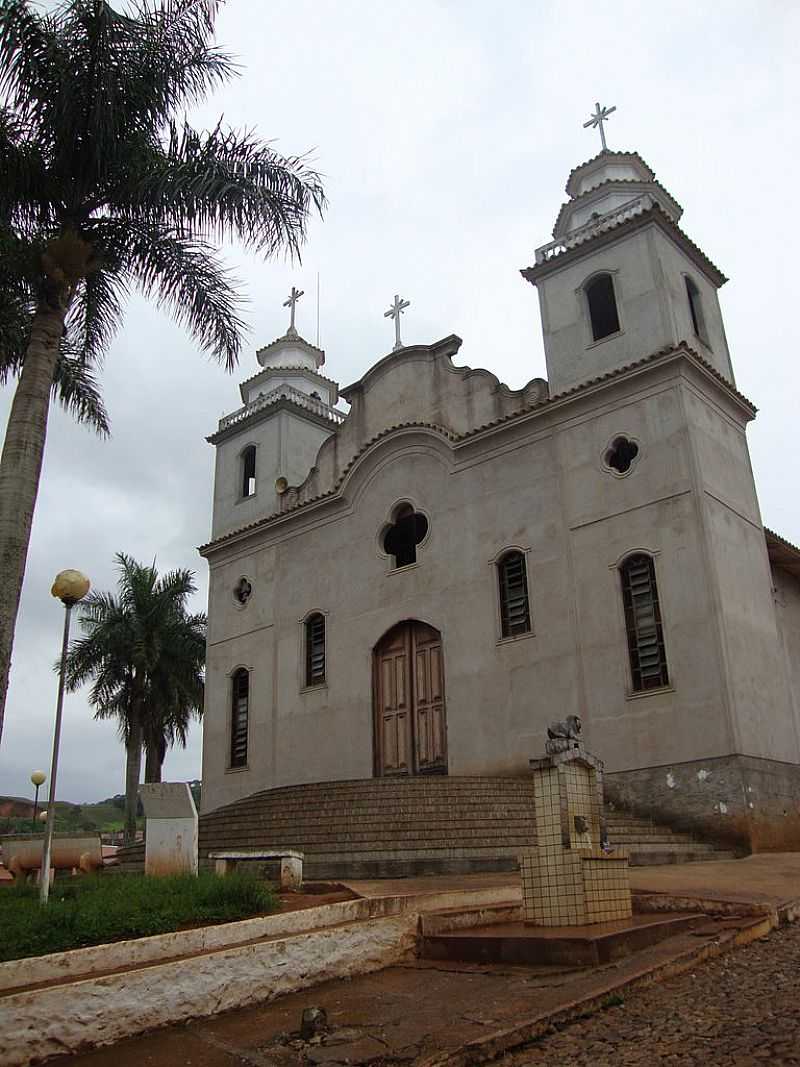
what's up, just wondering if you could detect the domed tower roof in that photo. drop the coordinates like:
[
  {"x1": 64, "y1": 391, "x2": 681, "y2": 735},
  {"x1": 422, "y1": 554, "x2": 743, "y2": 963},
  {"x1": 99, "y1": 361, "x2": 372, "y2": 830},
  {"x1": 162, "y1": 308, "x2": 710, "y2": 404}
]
[{"x1": 552, "y1": 149, "x2": 682, "y2": 240}]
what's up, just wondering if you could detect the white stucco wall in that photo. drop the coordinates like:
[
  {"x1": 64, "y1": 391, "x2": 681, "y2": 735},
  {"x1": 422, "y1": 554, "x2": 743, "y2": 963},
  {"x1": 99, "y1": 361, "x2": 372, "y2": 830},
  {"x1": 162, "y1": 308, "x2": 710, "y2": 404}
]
[
  {"x1": 535, "y1": 222, "x2": 732, "y2": 396},
  {"x1": 200, "y1": 350, "x2": 792, "y2": 814},
  {"x1": 211, "y1": 411, "x2": 335, "y2": 539}
]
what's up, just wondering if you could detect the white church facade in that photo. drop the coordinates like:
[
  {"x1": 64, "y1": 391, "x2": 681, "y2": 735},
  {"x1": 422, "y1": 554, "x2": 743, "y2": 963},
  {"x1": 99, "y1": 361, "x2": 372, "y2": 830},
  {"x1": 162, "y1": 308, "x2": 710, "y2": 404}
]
[{"x1": 199, "y1": 145, "x2": 800, "y2": 853}]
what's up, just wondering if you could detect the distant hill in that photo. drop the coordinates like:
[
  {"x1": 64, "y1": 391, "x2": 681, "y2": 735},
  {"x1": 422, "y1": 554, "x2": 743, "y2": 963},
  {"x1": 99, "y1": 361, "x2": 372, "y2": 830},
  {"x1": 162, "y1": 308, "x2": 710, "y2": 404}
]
[
  {"x1": 0, "y1": 797, "x2": 34, "y2": 819},
  {"x1": 0, "y1": 782, "x2": 200, "y2": 835}
]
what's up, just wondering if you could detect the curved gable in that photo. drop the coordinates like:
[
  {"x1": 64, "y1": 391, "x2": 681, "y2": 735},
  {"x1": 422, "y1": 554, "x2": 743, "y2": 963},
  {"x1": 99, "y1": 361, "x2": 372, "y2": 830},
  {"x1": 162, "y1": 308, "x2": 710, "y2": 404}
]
[{"x1": 291, "y1": 335, "x2": 546, "y2": 507}]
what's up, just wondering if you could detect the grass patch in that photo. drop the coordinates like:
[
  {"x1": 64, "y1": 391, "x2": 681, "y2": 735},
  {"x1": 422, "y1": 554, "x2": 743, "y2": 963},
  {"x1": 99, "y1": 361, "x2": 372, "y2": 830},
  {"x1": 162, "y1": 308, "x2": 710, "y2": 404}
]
[{"x1": 0, "y1": 872, "x2": 277, "y2": 963}]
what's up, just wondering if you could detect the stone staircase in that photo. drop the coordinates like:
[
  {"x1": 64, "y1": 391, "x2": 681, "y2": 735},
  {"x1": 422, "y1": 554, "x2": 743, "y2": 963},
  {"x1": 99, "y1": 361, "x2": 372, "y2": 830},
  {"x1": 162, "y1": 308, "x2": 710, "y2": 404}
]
[{"x1": 185, "y1": 777, "x2": 734, "y2": 880}]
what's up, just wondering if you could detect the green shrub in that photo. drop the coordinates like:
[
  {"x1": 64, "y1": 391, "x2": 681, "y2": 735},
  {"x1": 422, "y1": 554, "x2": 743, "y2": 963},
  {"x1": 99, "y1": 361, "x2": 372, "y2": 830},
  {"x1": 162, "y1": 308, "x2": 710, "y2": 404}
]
[{"x1": 0, "y1": 872, "x2": 277, "y2": 962}]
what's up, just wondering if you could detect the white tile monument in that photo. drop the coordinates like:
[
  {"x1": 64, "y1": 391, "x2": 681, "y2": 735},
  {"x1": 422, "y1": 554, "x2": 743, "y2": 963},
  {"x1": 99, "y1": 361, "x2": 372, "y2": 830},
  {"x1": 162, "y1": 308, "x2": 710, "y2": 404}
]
[{"x1": 139, "y1": 782, "x2": 198, "y2": 877}]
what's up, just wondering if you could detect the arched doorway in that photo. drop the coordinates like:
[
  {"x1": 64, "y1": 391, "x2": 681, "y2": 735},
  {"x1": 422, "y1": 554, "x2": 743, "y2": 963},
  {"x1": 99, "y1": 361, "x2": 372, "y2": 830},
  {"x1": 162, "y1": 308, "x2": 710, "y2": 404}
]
[{"x1": 373, "y1": 621, "x2": 448, "y2": 776}]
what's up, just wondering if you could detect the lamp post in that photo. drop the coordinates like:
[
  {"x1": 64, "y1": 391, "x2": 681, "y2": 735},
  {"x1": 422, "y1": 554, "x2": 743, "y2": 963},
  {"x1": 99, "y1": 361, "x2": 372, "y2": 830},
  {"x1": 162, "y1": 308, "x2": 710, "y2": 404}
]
[
  {"x1": 39, "y1": 569, "x2": 91, "y2": 905},
  {"x1": 30, "y1": 770, "x2": 46, "y2": 831}
]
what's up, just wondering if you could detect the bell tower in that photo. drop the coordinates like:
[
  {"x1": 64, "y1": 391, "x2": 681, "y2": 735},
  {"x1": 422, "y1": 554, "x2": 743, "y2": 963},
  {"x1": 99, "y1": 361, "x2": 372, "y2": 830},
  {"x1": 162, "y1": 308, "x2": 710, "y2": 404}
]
[
  {"x1": 522, "y1": 117, "x2": 734, "y2": 394},
  {"x1": 207, "y1": 289, "x2": 343, "y2": 541}
]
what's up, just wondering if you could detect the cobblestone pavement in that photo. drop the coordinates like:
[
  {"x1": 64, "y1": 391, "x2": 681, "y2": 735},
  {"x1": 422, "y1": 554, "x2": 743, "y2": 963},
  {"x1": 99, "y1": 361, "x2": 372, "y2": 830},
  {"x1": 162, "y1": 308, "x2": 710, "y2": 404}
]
[{"x1": 502, "y1": 921, "x2": 800, "y2": 1067}]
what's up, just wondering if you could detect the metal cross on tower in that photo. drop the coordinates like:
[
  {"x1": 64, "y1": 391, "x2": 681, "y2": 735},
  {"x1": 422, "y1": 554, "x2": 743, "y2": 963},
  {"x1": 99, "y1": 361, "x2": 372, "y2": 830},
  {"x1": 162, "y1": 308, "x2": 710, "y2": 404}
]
[
  {"x1": 283, "y1": 286, "x2": 304, "y2": 333},
  {"x1": 583, "y1": 101, "x2": 616, "y2": 151},
  {"x1": 384, "y1": 294, "x2": 410, "y2": 352}
]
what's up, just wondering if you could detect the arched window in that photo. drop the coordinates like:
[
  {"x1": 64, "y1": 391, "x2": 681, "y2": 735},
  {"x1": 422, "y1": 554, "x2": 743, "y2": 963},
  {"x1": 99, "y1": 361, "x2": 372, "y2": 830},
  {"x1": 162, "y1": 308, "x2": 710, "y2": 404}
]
[
  {"x1": 241, "y1": 446, "x2": 256, "y2": 498},
  {"x1": 586, "y1": 274, "x2": 621, "y2": 342},
  {"x1": 305, "y1": 613, "x2": 326, "y2": 686},
  {"x1": 619, "y1": 554, "x2": 669, "y2": 691},
  {"x1": 383, "y1": 504, "x2": 428, "y2": 568},
  {"x1": 498, "y1": 551, "x2": 531, "y2": 638},
  {"x1": 685, "y1": 277, "x2": 708, "y2": 344},
  {"x1": 230, "y1": 668, "x2": 249, "y2": 768}
]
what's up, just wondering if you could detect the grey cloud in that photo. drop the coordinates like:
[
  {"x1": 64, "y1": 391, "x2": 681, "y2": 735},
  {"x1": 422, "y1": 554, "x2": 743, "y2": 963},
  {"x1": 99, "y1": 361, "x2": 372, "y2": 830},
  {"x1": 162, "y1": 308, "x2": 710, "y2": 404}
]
[{"x1": 1, "y1": 0, "x2": 798, "y2": 801}]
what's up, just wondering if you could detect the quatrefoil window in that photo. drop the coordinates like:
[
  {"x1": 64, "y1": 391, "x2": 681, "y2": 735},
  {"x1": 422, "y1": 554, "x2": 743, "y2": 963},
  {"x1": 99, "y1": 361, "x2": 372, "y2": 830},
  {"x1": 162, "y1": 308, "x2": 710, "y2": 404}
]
[
  {"x1": 234, "y1": 577, "x2": 252, "y2": 605},
  {"x1": 604, "y1": 436, "x2": 639, "y2": 475},
  {"x1": 383, "y1": 503, "x2": 428, "y2": 568}
]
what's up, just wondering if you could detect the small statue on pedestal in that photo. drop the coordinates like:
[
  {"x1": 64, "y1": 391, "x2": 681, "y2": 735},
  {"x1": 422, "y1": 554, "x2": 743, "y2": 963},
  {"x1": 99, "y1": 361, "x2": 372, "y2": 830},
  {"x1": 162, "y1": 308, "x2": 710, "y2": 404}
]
[{"x1": 545, "y1": 714, "x2": 582, "y2": 755}]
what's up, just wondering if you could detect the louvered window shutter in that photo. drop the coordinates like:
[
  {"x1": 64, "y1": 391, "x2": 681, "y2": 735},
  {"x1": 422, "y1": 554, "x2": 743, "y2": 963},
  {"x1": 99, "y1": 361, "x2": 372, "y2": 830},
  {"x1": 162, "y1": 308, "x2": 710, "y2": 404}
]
[
  {"x1": 306, "y1": 614, "x2": 326, "y2": 686},
  {"x1": 230, "y1": 669, "x2": 249, "y2": 767},
  {"x1": 498, "y1": 552, "x2": 531, "y2": 638},
  {"x1": 621, "y1": 555, "x2": 670, "y2": 691}
]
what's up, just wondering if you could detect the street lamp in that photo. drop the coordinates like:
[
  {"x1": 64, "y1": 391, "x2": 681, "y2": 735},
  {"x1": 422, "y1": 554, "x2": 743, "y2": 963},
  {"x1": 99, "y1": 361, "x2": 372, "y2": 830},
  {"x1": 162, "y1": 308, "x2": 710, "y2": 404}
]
[
  {"x1": 39, "y1": 569, "x2": 90, "y2": 905},
  {"x1": 30, "y1": 770, "x2": 46, "y2": 830}
]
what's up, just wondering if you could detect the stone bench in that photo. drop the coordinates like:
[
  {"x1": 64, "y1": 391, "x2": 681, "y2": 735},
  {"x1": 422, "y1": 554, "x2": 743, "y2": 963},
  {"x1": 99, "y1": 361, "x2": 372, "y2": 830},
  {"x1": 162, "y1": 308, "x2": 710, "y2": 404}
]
[{"x1": 208, "y1": 848, "x2": 303, "y2": 890}]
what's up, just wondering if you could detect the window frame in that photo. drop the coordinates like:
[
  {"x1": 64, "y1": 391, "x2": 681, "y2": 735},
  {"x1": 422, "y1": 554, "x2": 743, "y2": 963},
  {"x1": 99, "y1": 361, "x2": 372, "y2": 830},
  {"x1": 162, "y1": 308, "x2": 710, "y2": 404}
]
[
  {"x1": 684, "y1": 275, "x2": 710, "y2": 347},
  {"x1": 582, "y1": 270, "x2": 623, "y2": 346},
  {"x1": 304, "y1": 611, "x2": 327, "y2": 689},
  {"x1": 229, "y1": 667, "x2": 250, "y2": 770},
  {"x1": 602, "y1": 432, "x2": 641, "y2": 479},
  {"x1": 619, "y1": 552, "x2": 670, "y2": 693},
  {"x1": 379, "y1": 500, "x2": 430, "y2": 571},
  {"x1": 495, "y1": 548, "x2": 533, "y2": 641},
  {"x1": 239, "y1": 444, "x2": 257, "y2": 501}
]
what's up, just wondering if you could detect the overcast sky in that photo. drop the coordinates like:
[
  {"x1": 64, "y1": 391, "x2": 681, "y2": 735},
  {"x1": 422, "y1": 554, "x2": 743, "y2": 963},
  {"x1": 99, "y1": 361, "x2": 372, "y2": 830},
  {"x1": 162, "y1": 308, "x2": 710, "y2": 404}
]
[{"x1": 1, "y1": 0, "x2": 798, "y2": 804}]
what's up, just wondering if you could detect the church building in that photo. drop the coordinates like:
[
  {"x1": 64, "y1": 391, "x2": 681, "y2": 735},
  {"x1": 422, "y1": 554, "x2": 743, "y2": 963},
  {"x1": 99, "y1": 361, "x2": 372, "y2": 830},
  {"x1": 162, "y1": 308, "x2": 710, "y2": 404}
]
[{"x1": 199, "y1": 140, "x2": 800, "y2": 853}]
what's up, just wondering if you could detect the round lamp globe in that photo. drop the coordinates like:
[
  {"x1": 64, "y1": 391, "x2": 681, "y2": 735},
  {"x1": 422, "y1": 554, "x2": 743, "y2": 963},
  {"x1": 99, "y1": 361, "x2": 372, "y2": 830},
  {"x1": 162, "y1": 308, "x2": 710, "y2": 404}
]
[
  {"x1": 30, "y1": 770, "x2": 46, "y2": 787},
  {"x1": 51, "y1": 570, "x2": 91, "y2": 606}
]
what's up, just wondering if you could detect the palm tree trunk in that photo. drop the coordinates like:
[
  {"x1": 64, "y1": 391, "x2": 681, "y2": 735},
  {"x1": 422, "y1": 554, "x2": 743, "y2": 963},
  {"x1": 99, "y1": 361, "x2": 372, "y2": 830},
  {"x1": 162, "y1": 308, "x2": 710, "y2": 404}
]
[
  {"x1": 124, "y1": 720, "x2": 143, "y2": 845},
  {"x1": 144, "y1": 739, "x2": 164, "y2": 783},
  {"x1": 0, "y1": 301, "x2": 67, "y2": 748}
]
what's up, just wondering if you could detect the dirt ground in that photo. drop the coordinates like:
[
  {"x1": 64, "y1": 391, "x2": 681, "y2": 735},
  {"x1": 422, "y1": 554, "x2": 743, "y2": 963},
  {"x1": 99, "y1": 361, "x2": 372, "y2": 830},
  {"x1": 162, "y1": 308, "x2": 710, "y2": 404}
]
[{"x1": 61, "y1": 913, "x2": 766, "y2": 1067}]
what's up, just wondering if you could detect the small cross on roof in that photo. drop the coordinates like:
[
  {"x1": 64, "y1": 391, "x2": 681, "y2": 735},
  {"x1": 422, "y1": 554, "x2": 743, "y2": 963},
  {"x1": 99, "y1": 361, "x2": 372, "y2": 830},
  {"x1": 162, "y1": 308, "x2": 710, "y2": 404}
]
[
  {"x1": 283, "y1": 286, "x2": 304, "y2": 334},
  {"x1": 384, "y1": 294, "x2": 410, "y2": 352},
  {"x1": 583, "y1": 102, "x2": 616, "y2": 151}
]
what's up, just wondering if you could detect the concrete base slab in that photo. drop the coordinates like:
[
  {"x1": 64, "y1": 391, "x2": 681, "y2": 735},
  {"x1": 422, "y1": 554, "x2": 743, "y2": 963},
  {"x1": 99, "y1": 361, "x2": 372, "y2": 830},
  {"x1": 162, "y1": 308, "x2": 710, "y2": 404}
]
[
  {"x1": 61, "y1": 911, "x2": 776, "y2": 1067},
  {"x1": 421, "y1": 913, "x2": 705, "y2": 967}
]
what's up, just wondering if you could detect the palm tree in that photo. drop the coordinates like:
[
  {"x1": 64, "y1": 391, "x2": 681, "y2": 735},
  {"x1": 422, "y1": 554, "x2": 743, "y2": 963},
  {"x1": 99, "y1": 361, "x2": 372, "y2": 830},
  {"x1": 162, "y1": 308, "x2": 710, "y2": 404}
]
[
  {"x1": 142, "y1": 604, "x2": 206, "y2": 783},
  {"x1": 0, "y1": 0, "x2": 324, "y2": 746},
  {"x1": 63, "y1": 553, "x2": 206, "y2": 843}
]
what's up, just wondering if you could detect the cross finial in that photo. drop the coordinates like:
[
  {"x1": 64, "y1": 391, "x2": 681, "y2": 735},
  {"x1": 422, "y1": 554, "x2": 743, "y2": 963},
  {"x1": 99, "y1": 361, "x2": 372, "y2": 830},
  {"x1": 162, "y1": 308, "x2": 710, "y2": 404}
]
[
  {"x1": 283, "y1": 286, "x2": 304, "y2": 335},
  {"x1": 583, "y1": 101, "x2": 616, "y2": 152},
  {"x1": 384, "y1": 294, "x2": 410, "y2": 352}
]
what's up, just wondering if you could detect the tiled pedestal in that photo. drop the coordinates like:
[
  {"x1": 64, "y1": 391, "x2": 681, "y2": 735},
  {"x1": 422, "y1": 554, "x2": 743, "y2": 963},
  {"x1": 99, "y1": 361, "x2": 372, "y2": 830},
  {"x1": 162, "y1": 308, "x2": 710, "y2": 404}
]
[{"x1": 521, "y1": 745, "x2": 632, "y2": 926}]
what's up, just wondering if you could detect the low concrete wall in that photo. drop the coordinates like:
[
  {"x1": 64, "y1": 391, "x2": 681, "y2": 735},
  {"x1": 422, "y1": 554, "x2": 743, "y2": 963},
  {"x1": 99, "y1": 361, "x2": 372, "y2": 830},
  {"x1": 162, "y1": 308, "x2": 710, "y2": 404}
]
[
  {"x1": 0, "y1": 883, "x2": 518, "y2": 995},
  {"x1": 2, "y1": 915, "x2": 417, "y2": 1067},
  {"x1": 605, "y1": 754, "x2": 800, "y2": 852},
  {"x1": 0, "y1": 883, "x2": 521, "y2": 1067}
]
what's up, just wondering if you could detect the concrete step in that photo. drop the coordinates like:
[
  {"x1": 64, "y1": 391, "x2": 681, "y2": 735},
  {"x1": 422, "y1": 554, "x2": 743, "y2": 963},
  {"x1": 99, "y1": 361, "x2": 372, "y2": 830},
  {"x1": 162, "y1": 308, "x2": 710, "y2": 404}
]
[
  {"x1": 178, "y1": 777, "x2": 740, "y2": 879},
  {"x1": 419, "y1": 913, "x2": 707, "y2": 967}
]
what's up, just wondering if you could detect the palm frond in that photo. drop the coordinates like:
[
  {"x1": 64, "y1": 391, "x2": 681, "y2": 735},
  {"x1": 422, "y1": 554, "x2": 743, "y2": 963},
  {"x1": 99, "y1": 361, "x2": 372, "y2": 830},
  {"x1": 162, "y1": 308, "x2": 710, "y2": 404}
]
[
  {"x1": 63, "y1": 552, "x2": 206, "y2": 770},
  {"x1": 66, "y1": 263, "x2": 128, "y2": 364},
  {"x1": 0, "y1": 1, "x2": 60, "y2": 124},
  {"x1": 51, "y1": 346, "x2": 110, "y2": 435},
  {"x1": 92, "y1": 217, "x2": 245, "y2": 368},
  {"x1": 122, "y1": 120, "x2": 325, "y2": 259}
]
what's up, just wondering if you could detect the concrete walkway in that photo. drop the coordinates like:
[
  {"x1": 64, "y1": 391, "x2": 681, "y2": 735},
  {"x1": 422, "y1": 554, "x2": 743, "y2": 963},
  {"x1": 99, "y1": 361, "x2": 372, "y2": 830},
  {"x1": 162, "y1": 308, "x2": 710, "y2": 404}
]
[
  {"x1": 59, "y1": 855, "x2": 800, "y2": 1067},
  {"x1": 629, "y1": 852, "x2": 800, "y2": 910},
  {"x1": 344, "y1": 853, "x2": 800, "y2": 912},
  {"x1": 6, "y1": 852, "x2": 779, "y2": 910}
]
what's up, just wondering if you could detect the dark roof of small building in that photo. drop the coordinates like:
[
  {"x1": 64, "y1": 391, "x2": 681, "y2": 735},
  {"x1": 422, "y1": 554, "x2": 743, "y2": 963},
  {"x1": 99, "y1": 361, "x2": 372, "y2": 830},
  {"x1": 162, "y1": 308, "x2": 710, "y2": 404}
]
[{"x1": 765, "y1": 528, "x2": 800, "y2": 579}]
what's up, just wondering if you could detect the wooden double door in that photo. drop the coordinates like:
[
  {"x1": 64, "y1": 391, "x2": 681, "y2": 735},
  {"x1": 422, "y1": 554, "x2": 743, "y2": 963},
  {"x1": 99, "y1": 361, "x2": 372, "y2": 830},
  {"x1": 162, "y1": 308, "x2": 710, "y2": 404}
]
[{"x1": 373, "y1": 621, "x2": 448, "y2": 776}]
